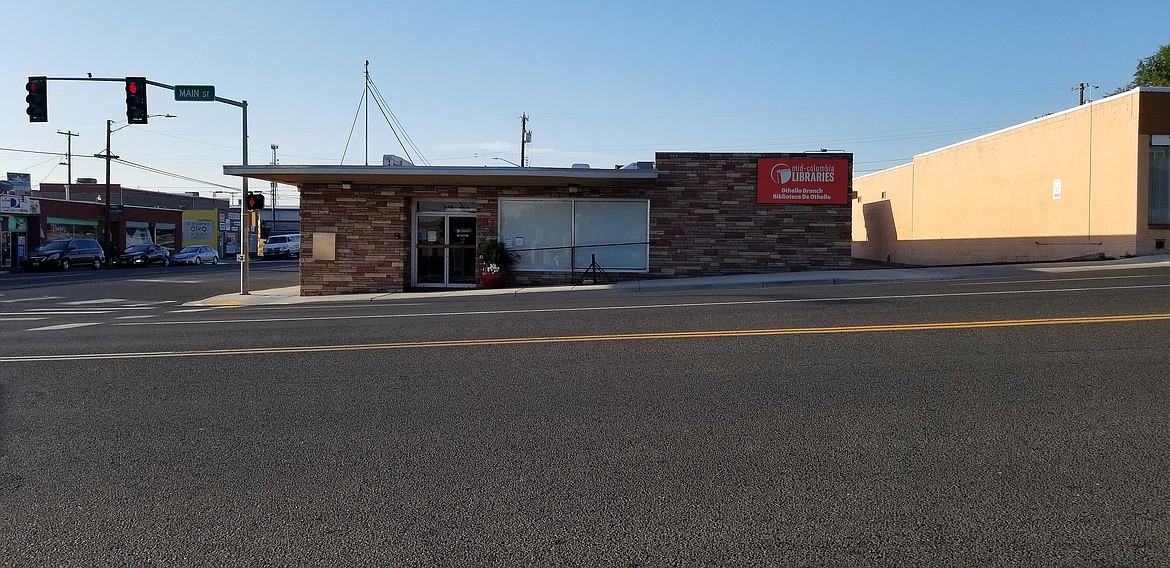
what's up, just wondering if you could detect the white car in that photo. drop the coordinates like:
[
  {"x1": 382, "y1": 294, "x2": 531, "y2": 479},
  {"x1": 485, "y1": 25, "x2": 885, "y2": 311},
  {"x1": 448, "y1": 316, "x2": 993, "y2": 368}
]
[
  {"x1": 263, "y1": 234, "x2": 301, "y2": 259},
  {"x1": 172, "y1": 245, "x2": 219, "y2": 265}
]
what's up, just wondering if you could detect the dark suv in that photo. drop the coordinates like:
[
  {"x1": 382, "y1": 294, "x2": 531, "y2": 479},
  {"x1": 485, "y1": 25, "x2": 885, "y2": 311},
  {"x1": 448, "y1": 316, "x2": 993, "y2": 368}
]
[{"x1": 21, "y1": 238, "x2": 107, "y2": 271}]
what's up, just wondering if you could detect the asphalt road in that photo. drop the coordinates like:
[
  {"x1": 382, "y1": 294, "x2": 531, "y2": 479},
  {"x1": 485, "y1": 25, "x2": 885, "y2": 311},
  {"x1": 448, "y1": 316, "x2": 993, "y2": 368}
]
[{"x1": 1, "y1": 264, "x2": 1168, "y2": 566}]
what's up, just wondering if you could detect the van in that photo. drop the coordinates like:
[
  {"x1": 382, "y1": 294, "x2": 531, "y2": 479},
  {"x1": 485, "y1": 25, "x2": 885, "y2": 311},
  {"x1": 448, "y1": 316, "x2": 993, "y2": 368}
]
[
  {"x1": 262, "y1": 234, "x2": 301, "y2": 259},
  {"x1": 21, "y1": 238, "x2": 107, "y2": 271}
]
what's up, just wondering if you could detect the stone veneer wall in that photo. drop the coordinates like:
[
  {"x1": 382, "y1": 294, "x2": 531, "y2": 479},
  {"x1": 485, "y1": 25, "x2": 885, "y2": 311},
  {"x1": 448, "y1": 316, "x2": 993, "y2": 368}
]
[
  {"x1": 648, "y1": 152, "x2": 853, "y2": 277},
  {"x1": 297, "y1": 153, "x2": 852, "y2": 295},
  {"x1": 299, "y1": 183, "x2": 411, "y2": 295}
]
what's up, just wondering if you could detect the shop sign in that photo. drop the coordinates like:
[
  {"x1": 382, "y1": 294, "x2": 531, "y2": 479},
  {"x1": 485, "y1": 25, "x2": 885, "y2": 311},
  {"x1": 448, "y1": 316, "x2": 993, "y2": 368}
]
[
  {"x1": 1, "y1": 194, "x2": 40, "y2": 215},
  {"x1": 183, "y1": 210, "x2": 217, "y2": 247},
  {"x1": 757, "y1": 157, "x2": 851, "y2": 204}
]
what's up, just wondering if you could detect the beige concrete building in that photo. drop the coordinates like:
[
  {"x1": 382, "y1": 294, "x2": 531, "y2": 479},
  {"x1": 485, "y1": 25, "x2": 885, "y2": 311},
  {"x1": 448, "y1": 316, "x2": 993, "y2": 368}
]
[{"x1": 853, "y1": 87, "x2": 1170, "y2": 265}]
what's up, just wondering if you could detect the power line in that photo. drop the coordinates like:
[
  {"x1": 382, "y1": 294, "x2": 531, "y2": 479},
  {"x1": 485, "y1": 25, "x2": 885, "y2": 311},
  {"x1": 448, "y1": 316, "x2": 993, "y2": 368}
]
[
  {"x1": 111, "y1": 157, "x2": 238, "y2": 190},
  {"x1": 0, "y1": 146, "x2": 63, "y2": 157}
]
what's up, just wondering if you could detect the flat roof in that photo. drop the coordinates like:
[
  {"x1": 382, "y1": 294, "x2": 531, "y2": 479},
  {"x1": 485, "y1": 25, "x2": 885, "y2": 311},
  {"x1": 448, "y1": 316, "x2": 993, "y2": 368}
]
[{"x1": 223, "y1": 164, "x2": 658, "y2": 188}]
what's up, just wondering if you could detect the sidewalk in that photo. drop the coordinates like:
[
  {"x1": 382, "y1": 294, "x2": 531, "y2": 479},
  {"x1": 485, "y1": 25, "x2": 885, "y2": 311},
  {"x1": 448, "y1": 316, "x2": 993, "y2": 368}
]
[{"x1": 185, "y1": 255, "x2": 1170, "y2": 307}]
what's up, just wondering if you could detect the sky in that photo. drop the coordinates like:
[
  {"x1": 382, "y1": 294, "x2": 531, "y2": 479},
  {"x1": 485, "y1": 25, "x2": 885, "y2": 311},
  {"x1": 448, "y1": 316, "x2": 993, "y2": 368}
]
[{"x1": 3, "y1": 0, "x2": 1169, "y2": 209}]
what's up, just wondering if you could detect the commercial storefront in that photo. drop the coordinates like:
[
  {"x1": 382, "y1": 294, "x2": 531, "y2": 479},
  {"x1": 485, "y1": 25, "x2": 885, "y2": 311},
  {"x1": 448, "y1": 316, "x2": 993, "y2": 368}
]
[
  {"x1": 226, "y1": 152, "x2": 855, "y2": 295},
  {"x1": 23, "y1": 198, "x2": 183, "y2": 257},
  {"x1": 1, "y1": 194, "x2": 40, "y2": 269},
  {"x1": 853, "y1": 87, "x2": 1170, "y2": 265},
  {"x1": 27, "y1": 183, "x2": 233, "y2": 259}
]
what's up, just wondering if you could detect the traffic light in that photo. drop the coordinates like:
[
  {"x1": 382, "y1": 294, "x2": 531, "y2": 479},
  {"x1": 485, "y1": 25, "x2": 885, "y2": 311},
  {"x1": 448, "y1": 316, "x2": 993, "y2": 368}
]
[
  {"x1": 246, "y1": 192, "x2": 265, "y2": 210},
  {"x1": 125, "y1": 77, "x2": 148, "y2": 124},
  {"x1": 26, "y1": 76, "x2": 47, "y2": 122}
]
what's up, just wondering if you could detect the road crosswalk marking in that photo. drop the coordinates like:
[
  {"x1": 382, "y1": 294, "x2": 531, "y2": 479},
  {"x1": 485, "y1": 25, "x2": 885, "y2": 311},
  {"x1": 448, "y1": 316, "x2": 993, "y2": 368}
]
[
  {"x1": 27, "y1": 322, "x2": 103, "y2": 332},
  {"x1": 60, "y1": 298, "x2": 128, "y2": 305},
  {"x1": 0, "y1": 296, "x2": 63, "y2": 303}
]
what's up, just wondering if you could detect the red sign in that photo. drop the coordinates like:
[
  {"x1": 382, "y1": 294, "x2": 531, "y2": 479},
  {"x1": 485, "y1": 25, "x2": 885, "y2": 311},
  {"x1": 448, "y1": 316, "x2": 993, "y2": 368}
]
[{"x1": 757, "y1": 157, "x2": 851, "y2": 204}]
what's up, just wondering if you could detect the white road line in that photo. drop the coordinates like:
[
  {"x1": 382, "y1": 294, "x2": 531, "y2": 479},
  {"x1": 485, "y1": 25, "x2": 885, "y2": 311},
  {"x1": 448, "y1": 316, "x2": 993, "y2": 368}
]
[
  {"x1": 24, "y1": 306, "x2": 158, "y2": 313},
  {"x1": 61, "y1": 298, "x2": 128, "y2": 305},
  {"x1": 115, "y1": 315, "x2": 159, "y2": 320},
  {"x1": 0, "y1": 317, "x2": 51, "y2": 322},
  {"x1": 1031, "y1": 260, "x2": 1170, "y2": 272},
  {"x1": 953, "y1": 274, "x2": 1158, "y2": 286},
  {"x1": 20, "y1": 310, "x2": 116, "y2": 315},
  {"x1": 167, "y1": 308, "x2": 219, "y2": 313},
  {"x1": 128, "y1": 279, "x2": 203, "y2": 284},
  {"x1": 27, "y1": 322, "x2": 103, "y2": 332},
  {"x1": 114, "y1": 282, "x2": 1170, "y2": 328},
  {"x1": 0, "y1": 296, "x2": 63, "y2": 303}
]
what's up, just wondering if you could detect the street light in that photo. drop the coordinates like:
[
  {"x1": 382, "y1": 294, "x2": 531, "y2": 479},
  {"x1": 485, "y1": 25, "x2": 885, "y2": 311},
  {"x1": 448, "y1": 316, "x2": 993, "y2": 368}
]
[
  {"x1": 492, "y1": 157, "x2": 520, "y2": 167},
  {"x1": 96, "y1": 114, "x2": 177, "y2": 256}
]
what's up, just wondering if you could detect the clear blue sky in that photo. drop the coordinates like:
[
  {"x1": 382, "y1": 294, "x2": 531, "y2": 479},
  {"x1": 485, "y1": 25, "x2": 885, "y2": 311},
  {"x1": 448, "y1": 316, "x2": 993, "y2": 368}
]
[{"x1": 3, "y1": 0, "x2": 1168, "y2": 207}]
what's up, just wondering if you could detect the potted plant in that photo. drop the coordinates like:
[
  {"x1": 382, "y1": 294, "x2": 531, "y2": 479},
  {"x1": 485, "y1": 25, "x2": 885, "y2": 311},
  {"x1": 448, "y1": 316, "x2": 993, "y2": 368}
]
[{"x1": 477, "y1": 239, "x2": 520, "y2": 289}]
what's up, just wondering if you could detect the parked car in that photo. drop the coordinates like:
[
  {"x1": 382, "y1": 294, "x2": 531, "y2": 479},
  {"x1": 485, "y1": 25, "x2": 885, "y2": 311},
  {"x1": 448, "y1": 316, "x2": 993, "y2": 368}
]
[
  {"x1": 111, "y1": 243, "x2": 171, "y2": 268},
  {"x1": 263, "y1": 234, "x2": 301, "y2": 259},
  {"x1": 172, "y1": 245, "x2": 219, "y2": 265},
  {"x1": 20, "y1": 238, "x2": 106, "y2": 271}
]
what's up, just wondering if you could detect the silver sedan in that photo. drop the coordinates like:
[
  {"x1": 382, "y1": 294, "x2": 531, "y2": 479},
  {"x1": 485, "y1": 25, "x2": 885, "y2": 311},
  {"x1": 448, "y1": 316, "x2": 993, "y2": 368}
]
[{"x1": 172, "y1": 245, "x2": 220, "y2": 265}]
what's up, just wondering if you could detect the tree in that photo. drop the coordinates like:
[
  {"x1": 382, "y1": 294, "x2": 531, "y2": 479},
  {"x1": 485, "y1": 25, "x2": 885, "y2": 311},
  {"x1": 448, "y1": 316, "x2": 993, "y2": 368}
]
[{"x1": 1113, "y1": 42, "x2": 1170, "y2": 94}]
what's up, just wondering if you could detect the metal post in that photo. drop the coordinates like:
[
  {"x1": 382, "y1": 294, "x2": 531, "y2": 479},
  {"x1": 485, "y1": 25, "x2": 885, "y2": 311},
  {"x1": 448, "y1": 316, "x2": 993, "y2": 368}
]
[
  {"x1": 104, "y1": 120, "x2": 112, "y2": 256},
  {"x1": 240, "y1": 101, "x2": 250, "y2": 295},
  {"x1": 364, "y1": 60, "x2": 369, "y2": 166},
  {"x1": 271, "y1": 144, "x2": 278, "y2": 238}
]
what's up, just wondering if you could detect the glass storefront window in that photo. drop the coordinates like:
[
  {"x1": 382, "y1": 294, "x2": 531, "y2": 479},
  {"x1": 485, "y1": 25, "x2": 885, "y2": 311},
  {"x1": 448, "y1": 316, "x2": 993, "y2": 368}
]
[{"x1": 499, "y1": 198, "x2": 649, "y2": 272}]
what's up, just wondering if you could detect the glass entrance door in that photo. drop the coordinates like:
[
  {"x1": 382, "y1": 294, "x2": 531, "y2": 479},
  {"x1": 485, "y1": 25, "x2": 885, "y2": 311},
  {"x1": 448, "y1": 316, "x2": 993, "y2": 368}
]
[{"x1": 414, "y1": 204, "x2": 477, "y2": 288}]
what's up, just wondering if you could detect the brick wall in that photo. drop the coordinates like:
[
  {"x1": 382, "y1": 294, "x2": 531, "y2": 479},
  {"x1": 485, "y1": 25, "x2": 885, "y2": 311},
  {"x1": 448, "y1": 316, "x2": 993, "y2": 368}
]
[
  {"x1": 297, "y1": 153, "x2": 853, "y2": 295},
  {"x1": 299, "y1": 183, "x2": 411, "y2": 295},
  {"x1": 649, "y1": 152, "x2": 853, "y2": 277}
]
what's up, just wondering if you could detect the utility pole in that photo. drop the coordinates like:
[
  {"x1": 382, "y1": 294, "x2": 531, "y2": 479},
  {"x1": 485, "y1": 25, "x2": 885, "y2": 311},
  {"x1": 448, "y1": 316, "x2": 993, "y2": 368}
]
[
  {"x1": 519, "y1": 113, "x2": 530, "y2": 167},
  {"x1": 96, "y1": 119, "x2": 119, "y2": 257},
  {"x1": 1073, "y1": 82, "x2": 1099, "y2": 105},
  {"x1": 56, "y1": 130, "x2": 79, "y2": 200}
]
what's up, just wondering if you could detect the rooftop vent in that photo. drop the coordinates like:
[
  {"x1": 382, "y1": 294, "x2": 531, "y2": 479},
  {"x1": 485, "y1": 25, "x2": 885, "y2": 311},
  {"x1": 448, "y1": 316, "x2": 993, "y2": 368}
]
[
  {"x1": 620, "y1": 161, "x2": 655, "y2": 170},
  {"x1": 382, "y1": 154, "x2": 414, "y2": 167},
  {"x1": 571, "y1": 163, "x2": 591, "y2": 169}
]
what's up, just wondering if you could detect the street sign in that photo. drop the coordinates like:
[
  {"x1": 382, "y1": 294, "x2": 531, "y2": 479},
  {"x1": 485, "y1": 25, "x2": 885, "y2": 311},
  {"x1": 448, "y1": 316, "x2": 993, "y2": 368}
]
[{"x1": 174, "y1": 85, "x2": 216, "y2": 102}]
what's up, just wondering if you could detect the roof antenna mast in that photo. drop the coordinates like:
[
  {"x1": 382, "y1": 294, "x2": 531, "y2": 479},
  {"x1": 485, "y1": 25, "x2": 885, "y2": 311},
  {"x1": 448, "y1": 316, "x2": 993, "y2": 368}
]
[{"x1": 364, "y1": 60, "x2": 370, "y2": 166}]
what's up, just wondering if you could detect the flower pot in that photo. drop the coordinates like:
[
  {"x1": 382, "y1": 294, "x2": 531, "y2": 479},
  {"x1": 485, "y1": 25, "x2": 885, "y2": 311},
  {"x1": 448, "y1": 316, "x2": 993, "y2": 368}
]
[{"x1": 479, "y1": 270, "x2": 507, "y2": 289}]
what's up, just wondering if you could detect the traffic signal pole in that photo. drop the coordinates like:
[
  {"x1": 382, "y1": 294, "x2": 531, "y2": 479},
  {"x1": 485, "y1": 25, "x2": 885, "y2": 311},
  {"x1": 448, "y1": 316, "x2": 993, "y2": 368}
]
[
  {"x1": 35, "y1": 75, "x2": 253, "y2": 294},
  {"x1": 240, "y1": 101, "x2": 250, "y2": 295}
]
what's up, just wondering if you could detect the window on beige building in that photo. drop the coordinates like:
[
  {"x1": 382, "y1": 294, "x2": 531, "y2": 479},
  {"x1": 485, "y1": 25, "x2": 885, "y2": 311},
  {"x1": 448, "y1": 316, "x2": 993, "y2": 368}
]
[{"x1": 1151, "y1": 145, "x2": 1170, "y2": 225}]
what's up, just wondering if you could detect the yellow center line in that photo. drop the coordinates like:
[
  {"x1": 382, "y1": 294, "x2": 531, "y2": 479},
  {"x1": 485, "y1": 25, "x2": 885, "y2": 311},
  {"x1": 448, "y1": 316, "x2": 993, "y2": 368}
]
[{"x1": 4, "y1": 313, "x2": 1169, "y2": 362}]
